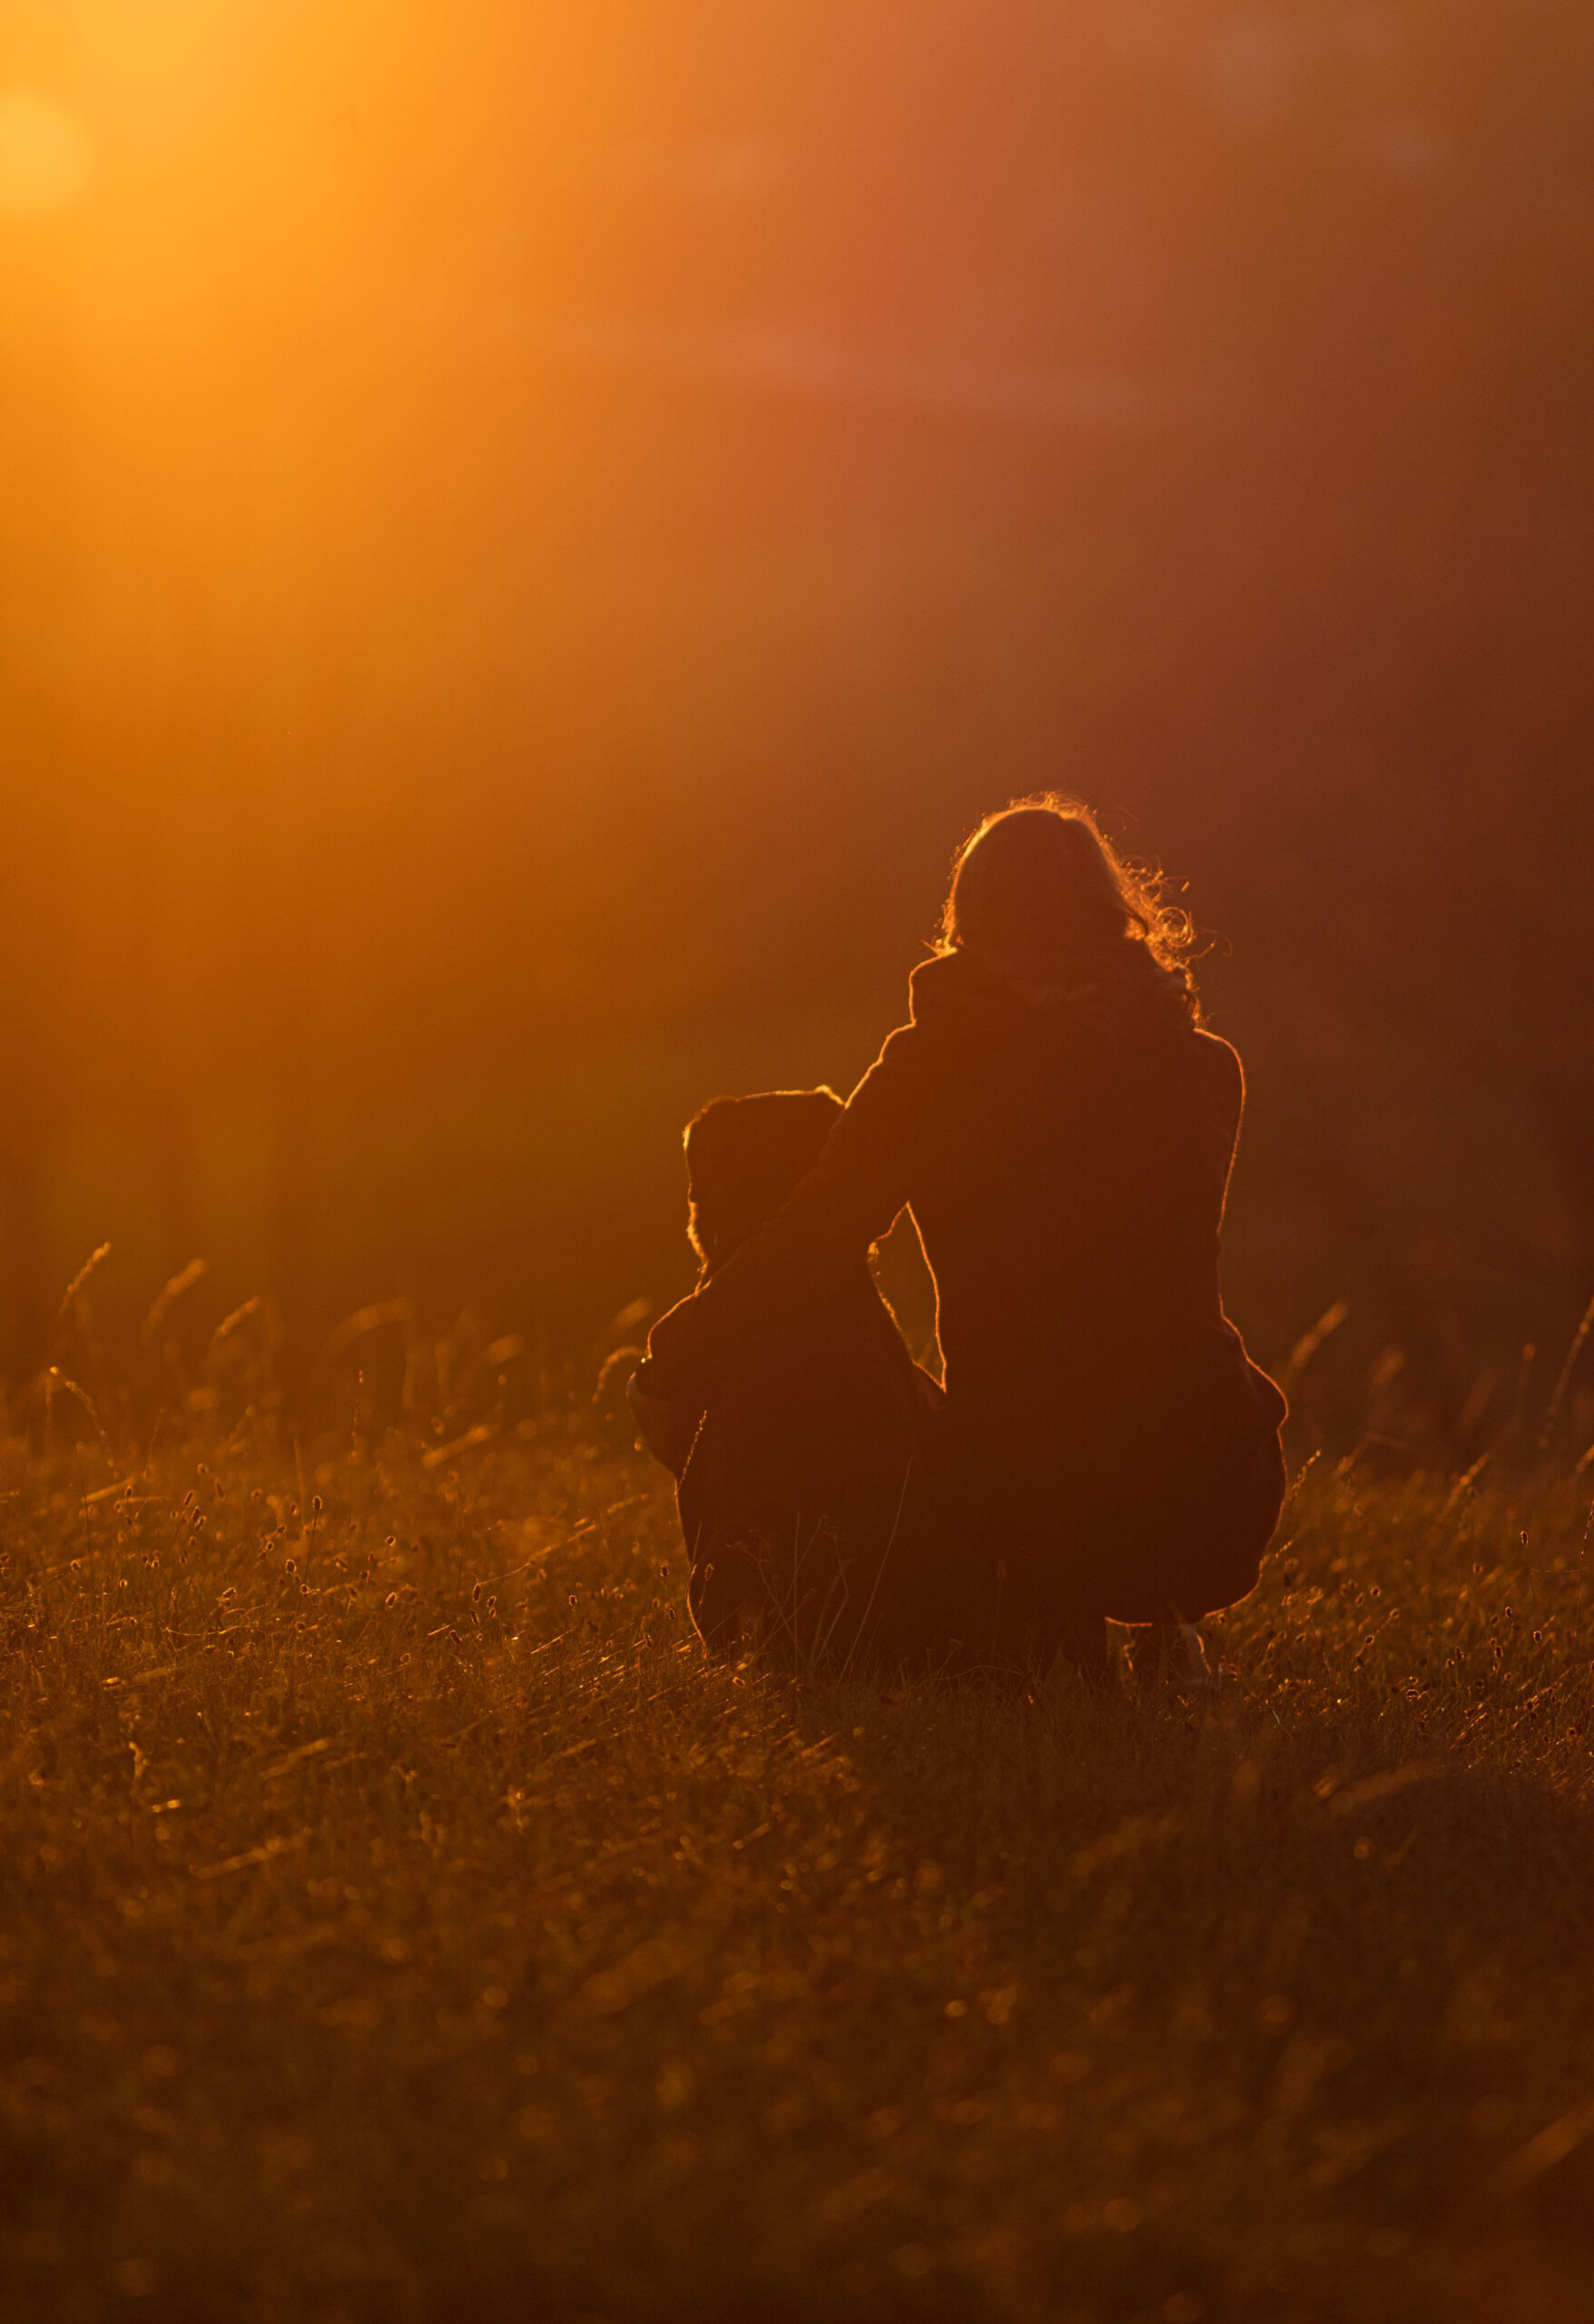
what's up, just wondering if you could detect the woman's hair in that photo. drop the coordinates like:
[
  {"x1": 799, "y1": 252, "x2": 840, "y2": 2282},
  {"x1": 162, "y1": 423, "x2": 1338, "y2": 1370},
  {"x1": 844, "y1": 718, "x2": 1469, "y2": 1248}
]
[{"x1": 940, "y1": 795, "x2": 1200, "y2": 1023}]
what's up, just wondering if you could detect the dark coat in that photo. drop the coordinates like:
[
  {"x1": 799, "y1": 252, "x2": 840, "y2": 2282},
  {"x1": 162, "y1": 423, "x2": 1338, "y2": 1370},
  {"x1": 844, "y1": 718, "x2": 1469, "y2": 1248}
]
[{"x1": 643, "y1": 950, "x2": 1287, "y2": 1659}]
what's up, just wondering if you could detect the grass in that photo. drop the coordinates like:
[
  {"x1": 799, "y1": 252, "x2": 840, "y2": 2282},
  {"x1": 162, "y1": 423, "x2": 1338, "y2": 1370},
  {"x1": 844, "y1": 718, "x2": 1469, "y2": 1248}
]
[{"x1": 5, "y1": 1357, "x2": 1594, "y2": 2322}]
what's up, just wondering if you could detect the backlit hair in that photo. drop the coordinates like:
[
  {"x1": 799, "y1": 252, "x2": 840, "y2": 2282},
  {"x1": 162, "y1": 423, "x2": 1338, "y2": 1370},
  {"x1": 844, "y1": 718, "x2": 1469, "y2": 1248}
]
[{"x1": 940, "y1": 795, "x2": 1200, "y2": 1021}]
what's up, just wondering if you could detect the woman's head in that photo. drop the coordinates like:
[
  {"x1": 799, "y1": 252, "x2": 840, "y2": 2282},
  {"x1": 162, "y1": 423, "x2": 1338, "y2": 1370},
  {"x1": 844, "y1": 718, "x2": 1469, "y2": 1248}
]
[{"x1": 940, "y1": 796, "x2": 1199, "y2": 1021}]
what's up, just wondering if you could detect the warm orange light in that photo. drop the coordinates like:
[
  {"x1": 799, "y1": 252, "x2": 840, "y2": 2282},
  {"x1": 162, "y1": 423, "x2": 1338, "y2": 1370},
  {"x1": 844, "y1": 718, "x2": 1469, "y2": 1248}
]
[{"x1": 0, "y1": 88, "x2": 94, "y2": 217}]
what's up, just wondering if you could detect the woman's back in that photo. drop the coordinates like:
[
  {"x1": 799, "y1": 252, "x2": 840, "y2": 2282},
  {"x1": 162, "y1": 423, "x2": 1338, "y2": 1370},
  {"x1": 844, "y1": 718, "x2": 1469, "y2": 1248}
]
[{"x1": 875, "y1": 948, "x2": 1243, "y2": 1412}]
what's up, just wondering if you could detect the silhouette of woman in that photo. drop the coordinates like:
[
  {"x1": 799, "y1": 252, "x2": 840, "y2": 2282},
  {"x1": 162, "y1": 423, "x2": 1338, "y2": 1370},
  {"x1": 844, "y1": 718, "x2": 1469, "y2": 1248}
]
[{"x1": 634, "y1": 798, "x2": 1287, "y2": 1677}]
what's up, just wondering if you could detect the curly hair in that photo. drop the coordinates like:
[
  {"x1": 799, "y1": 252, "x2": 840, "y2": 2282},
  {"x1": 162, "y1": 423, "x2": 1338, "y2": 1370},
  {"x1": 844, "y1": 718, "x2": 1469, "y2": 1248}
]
[{"x1": 939, "y1": 795, "x2": 1201, "y2": 1023}]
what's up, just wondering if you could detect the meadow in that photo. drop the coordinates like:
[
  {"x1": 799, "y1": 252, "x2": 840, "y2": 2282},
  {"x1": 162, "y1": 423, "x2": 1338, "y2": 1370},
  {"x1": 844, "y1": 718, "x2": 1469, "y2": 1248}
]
[{"x1": 5, "y1": 1302, "x2": 1594, "y2": 2323}]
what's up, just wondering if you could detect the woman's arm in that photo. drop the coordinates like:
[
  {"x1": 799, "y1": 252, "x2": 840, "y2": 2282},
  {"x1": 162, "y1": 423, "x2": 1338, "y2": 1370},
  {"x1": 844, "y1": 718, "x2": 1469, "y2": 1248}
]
[{"x1": 639, "y1": 1024, "x2": 924, "y2": 1408}]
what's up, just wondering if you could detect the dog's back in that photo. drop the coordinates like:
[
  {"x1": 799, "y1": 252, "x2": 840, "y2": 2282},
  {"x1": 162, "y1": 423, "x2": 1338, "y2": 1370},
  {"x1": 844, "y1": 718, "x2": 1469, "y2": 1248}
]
[{"x1": 681, "y1": 1268, "x2": 936, "y2": 1662}]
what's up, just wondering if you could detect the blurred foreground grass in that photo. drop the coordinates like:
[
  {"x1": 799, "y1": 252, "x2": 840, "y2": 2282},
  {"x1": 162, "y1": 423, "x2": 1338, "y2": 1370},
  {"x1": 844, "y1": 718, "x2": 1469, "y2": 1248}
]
[{"x1": 5, "y1": 1393, "x2": 1594, "y2": 2322}]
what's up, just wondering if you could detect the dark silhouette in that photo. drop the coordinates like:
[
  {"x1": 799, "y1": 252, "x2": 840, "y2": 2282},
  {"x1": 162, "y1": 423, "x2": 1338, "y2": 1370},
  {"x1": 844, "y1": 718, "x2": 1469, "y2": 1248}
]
[
  {"x1": 632, "y1": 1088, "x2": 941, "y2": 1660},
  {"x1": 635, "y1": 800, "x2": 1287, "y2": 1675}
]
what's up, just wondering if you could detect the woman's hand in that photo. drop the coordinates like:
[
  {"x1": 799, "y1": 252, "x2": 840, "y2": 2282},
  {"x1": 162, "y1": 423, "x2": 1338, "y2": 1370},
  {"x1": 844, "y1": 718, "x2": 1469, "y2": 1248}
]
[
  {"x1": 625, "y1": 1367, "x2": 673, "y2": 1451},
  {"x1": 626, "y1": 1362, "x2": 702, "y2": 1476}
]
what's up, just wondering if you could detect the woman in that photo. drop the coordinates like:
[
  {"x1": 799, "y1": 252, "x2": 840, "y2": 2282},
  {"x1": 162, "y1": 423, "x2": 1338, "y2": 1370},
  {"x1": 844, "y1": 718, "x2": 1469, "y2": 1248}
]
[{"x1": 634, "y1": 798, "x2": 1287, "y2": 1675}]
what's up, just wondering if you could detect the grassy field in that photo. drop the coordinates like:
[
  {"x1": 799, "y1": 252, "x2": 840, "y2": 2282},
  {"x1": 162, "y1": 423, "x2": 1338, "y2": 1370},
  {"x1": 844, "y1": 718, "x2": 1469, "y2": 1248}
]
[{"x1": 5, "y1": 1354, "x2": 1594, "y2": 2322}]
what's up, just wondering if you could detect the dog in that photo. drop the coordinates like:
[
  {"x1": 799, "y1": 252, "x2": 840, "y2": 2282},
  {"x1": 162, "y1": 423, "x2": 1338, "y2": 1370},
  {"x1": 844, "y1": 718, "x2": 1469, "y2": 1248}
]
[{"x1": 629, "y1": 1088, "x2": 941, "y2": 1665}]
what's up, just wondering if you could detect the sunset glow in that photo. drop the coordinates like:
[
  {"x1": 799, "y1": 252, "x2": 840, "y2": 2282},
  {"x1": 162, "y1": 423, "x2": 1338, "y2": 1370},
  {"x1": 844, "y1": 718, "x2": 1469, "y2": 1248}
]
[
  {"x1": 2, "y1": 0, "x2": 1590, "y2": 1388},
  {"x1": 5, "y1": 11, "x2": 1594, "y2": 2318},
  {"x1": 0, "y1": 88, "x2": 93, "y2": 213}
]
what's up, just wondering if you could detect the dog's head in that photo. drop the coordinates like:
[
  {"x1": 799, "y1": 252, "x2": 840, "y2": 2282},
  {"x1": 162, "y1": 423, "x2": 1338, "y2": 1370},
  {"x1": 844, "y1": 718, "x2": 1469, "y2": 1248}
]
[{"x1": 684, "y1": 1088, "x2": 843, "y2": 1270}]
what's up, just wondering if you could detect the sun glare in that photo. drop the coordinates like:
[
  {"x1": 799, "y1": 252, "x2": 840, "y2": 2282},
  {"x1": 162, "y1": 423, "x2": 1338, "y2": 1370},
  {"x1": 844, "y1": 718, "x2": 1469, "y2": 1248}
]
[{"x1": 0, "y1": 88, "x2": 94, "y2": 216}]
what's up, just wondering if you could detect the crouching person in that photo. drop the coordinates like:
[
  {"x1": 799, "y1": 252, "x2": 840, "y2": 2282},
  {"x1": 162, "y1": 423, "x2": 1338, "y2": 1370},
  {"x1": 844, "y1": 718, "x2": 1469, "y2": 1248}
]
[{"x1": 629, "y1": 1089, "x2": 940, "y2": 1667}]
